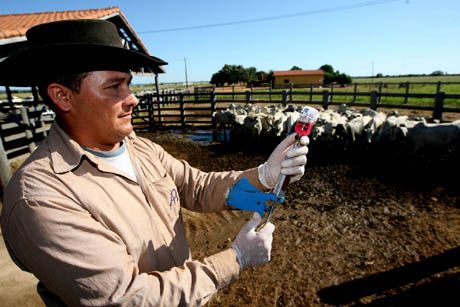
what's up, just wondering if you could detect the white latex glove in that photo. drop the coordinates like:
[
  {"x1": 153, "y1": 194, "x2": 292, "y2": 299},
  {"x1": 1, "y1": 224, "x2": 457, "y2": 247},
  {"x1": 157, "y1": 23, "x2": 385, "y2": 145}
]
[
  {"x1": 258, "y1": 133, "x2": 310, "y2": 189},
  {"x1": 232, "y1": 213, "x2": 275, "y2": 268}
]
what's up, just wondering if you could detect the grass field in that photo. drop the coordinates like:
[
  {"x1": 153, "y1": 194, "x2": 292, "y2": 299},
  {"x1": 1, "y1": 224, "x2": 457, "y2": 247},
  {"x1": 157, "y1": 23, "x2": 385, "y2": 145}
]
[
  {"x1": 206, "y1": 75, "x2": 460, "y2": 107},
  {"x1": 353, "y1": 75, "x2": 460, "y2": 83},
  {"x1": 2, "y1": 75, "x2": 460, "y2": 108},
  {"x1": 352, "y1": 75, "x2": 460, "y2": 106}
]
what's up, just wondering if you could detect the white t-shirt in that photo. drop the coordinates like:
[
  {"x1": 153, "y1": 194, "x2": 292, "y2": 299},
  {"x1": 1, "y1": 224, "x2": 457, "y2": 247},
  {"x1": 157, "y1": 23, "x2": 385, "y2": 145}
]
[{"x1": 83, "y1": 142, "x2": 137, "y2": 182}]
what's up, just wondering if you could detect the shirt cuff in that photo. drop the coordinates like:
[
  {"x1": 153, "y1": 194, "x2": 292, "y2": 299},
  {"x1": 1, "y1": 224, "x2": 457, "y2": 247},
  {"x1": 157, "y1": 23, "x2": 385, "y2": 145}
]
[
  {"x1": 205, "y1": 248, "x2": 241, "y2": 289},
  {"x1": 238, "y1": 167, "x2": 271, "y2": 192}
]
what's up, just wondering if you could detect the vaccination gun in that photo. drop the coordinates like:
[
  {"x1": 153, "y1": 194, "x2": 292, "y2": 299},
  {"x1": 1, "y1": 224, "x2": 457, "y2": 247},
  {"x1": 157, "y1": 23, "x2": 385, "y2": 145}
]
[{"x1": 226, "y1": 106, "x2": 319, "y2": 223}]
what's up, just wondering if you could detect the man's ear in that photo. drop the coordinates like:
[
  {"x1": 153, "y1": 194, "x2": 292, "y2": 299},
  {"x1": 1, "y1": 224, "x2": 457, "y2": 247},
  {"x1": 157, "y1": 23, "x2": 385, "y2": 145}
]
[{"x1": 47, "y1": 83, "x2": 73, "y2": 112}]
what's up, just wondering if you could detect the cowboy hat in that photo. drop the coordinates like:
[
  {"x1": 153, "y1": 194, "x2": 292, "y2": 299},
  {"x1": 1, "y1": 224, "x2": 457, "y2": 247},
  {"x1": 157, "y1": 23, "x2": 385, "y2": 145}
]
[{"x1": 0, "y1": 19, "x2": 167, "y2": 86}]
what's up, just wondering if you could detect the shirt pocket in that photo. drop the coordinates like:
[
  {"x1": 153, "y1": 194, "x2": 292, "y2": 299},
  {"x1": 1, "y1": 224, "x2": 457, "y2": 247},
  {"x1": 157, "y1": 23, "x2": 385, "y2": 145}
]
[{"x1": 145, "y1": 172, "x2": 181, "y2": 223}]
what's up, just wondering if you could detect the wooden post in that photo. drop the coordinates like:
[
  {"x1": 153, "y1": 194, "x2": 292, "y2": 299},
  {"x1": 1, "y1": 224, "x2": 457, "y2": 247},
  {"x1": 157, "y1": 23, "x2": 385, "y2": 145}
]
[
  {"x1": 179, "y1": 93, "x2": 185, "y2": 130},
  {"x1": 154, "y1": 74, "x2": 162, "y2": 128},
  {"x1": 210, "y1": 90, "x2": 217, "y2": 129},
  {"x1": 269, "y1": 87, "x2": 272, "y2": 104},
  {"x1": 32, "y1": 86, "x2": 49, "y2": 137},
  {"x1": 370, "y1": 91, "x2": 379, "y2": 110},
  {"x1": 20, "y1": 107, "x2": 36, "y2": 153},
  {"x1": 322, "y1": 90, "x2": 330, "y2": 110},
  {"x1": 330, "y1": 84, "x2": 334, "y2": 103},
  {"x1": 289, "y1": 83, "x2": 293, "y2": 102},
  {"x1": 433, "y1": 91, "x2": 445, "y2": 121},
  {"x1": 378, "y1": 82, "x2": 383, "y2": 103},
  {"x1": 0, "y1": 136, "x2": 12, "y2": 190},
  {"x1": 6, "y1": 86, "x2": 13, "y2": 109},
  {"x1": 436, "y1": 81, "x2": 442, "y2": 93},
  {"x1": 404, "y1": 82, "x2": 410, "y2": 104},
  {"x1": 31, "y1": 86, "x2": 40, "y2": 103},
  {"x1": 157, "y1": 93, "x2": 162, "y2": 128},
  {"x1": 310, "y1": 84, "x2": 313, "y2": 103},
  {"x1": 146, "y1": 94, "x2": 154, "y2": 130},
  {"x1": 352, "y1": 83, "x2": 358, "y2": 102},
  {"x1": 282, "y1": 90, "x2": 288, "y2": 107},
  {"x1": 154, "y1": 73, "x2": 160, "y2": 98},
  {"x1": 245, "y1": 90, "x2": 251, "y2": 104},
  {"x1": 232, "y1": 85, "x2": 235, "y2": 101}
]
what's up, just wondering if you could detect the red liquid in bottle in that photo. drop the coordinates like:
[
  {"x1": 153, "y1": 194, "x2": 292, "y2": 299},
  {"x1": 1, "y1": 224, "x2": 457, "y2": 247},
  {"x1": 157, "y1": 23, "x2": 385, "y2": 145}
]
[{"x1": 294, "y1": 121, "x2": 314, "y2": 136}]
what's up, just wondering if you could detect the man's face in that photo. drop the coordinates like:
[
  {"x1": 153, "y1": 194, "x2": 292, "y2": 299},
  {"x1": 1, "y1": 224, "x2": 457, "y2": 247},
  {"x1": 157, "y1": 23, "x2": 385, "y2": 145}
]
[{"x1": 68, "y1": 70, "x2": 139, "y2": 150}]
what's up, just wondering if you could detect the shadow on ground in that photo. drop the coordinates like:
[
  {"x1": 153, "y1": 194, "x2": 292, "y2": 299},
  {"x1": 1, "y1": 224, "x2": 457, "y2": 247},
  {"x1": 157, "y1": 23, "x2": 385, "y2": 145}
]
[{"x1": 318, "y1": 246, "x2": 460, "y2": 306}]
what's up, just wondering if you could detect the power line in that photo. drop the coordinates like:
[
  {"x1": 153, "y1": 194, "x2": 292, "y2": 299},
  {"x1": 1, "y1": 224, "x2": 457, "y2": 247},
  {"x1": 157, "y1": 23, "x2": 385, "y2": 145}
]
[{"x1": 138, "y1": 0, "x2": 403, "y2": 34}]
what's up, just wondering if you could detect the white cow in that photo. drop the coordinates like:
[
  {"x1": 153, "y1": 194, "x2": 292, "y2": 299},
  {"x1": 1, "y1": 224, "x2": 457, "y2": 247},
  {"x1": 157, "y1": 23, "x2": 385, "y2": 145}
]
[{"x1": 407, "y1": 121, "x2": 460, "y2": 154}]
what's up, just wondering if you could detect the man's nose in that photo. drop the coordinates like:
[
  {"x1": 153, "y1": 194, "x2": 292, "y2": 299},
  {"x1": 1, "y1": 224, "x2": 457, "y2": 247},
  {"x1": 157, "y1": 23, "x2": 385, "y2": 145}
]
[{"x1": 125, "y1": 92, "x2": 139, "y2": 108}]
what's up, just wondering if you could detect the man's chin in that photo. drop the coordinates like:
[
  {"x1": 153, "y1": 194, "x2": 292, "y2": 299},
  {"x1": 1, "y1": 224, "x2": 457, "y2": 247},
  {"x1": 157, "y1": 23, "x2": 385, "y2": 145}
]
[{"x1": 118, "y1": 125, "x2": 133, "y2": 138}]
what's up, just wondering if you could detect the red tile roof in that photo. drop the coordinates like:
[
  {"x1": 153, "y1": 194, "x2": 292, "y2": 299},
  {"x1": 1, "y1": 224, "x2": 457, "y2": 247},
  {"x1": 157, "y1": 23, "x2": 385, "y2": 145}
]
[
  {"x1": 0, "y1": 7, "x2": 121, "y2": 40},
  {"x1": 273, "y1": 69, "x2": 324, "y2": 76}
]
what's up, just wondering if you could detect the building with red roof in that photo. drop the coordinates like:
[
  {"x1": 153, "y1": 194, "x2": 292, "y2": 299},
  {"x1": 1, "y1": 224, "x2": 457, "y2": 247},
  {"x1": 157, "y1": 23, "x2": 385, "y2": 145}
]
[{"x1": 273, "y1": 69, "x2": 324, "y2": 88}]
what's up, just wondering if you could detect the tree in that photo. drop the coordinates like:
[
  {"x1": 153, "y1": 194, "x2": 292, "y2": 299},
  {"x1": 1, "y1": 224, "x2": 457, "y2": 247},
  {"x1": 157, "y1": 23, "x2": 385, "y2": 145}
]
[
  {"x1": 254, "y1": 71, "x2": 271, "y2": 85},
  {"x1": 267, "y1": 70, "x2": 274, "y2": 83},
  {"x1": 319, "y1": 64, "x2": 352, "y2": 86},
  {"x1": 335, "y1": 73, "x2": 352, "y2": 86},
  {"x1": 210, "y1": 64, "x2": 249, "y2": 86},
  {"x1": 245, "y1": 67, "x2": 258, "y2": 84},
  {"x1": 319, "y1": 64, "x2": 334, "y2": 74},
  {"x1": 323, "y1": 72, "x2": 335, "y2": 85},
  {"x1": 290, "y1": 66, "x2": 302, "y2": 70},
  {"x1": 430, "y1": 70, "x2": 445, "y2": 76},
  {"x1": 210, "y1": 72, "x2": 224, "y2": 87}
]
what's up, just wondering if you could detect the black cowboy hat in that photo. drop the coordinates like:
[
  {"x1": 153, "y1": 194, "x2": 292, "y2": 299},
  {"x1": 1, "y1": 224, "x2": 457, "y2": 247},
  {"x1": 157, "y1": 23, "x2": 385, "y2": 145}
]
[{"x1": 0, "y1": 19, "x2": 167, "y2": 86}]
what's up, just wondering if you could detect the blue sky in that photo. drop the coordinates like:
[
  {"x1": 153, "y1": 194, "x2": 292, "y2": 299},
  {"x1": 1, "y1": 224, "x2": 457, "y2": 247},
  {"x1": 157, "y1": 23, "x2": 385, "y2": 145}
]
[{"x1": 2, "y1": 0, "x2": 459, "y2": 84}]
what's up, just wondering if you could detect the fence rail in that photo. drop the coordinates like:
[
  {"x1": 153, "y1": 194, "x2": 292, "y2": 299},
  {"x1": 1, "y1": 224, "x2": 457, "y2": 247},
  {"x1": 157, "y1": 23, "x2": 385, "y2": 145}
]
[
  {"x1": 132, "y1": 89, "x2": 460, "y2": 131},
  {"x1": 1, "y1": 87, "x2": 460, "y2": 189}
]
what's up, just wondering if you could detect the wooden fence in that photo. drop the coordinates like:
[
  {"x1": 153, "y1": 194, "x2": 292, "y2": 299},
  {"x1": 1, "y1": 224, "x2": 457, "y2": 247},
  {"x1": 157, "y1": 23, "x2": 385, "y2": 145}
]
[
  {"x1": 196, "y1": 81, "x2": 460, "y2": 95},
  {"x1": 132, "y1": 89, "x2": 460, "y2": 131},
  {"x1": 1, "y1": 87, "x2": 460, "y2": 189},
  {"x1": 0, "y1": 104, "x2": 50, "y2": 188},
  {"x1": 0, "y1": 105, "x2": 49, "y2": 159}
]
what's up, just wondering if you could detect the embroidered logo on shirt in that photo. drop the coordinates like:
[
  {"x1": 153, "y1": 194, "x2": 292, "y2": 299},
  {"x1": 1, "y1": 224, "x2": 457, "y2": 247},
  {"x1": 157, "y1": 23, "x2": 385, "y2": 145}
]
[{"x1": 169, "y1": 188, "x2": 179, "y2": 208}]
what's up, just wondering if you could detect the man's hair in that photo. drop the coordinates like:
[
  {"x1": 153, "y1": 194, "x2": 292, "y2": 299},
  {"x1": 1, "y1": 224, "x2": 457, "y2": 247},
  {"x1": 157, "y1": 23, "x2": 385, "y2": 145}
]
[{"x1": 38, "y1": 72, "x2": 89, "y2": 111}]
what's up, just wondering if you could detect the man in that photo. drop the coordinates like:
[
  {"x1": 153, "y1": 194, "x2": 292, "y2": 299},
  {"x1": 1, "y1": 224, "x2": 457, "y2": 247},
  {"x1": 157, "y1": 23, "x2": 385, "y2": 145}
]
[{"x1": 0, "y1": 20, "x2": 309, "y2": 306}]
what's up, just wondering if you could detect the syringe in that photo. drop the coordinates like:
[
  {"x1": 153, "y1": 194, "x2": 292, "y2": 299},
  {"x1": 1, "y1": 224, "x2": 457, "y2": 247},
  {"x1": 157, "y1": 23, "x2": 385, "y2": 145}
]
[{"x1": 266, "y1": 106, "x2": 319, "y2": 223}]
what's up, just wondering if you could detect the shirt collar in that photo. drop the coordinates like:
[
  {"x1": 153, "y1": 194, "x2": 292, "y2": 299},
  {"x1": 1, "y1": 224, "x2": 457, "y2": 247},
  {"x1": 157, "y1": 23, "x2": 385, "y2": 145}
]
[
  {"x1": 48, "y1": 123, "x2": 87, "y2": 174},
  {"x1": 48, "y1": 123, "x2": 137, "y2": 174},
  {"x1": 82, "y1": 141, "x2": 127, "y2": 158}
]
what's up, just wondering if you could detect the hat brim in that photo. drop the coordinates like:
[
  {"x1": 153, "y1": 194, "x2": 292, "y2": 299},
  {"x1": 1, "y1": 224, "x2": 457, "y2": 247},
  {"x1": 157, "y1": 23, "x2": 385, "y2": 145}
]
[{"x1": 0, "y1": 44, "x2": 167, "y2": 86}]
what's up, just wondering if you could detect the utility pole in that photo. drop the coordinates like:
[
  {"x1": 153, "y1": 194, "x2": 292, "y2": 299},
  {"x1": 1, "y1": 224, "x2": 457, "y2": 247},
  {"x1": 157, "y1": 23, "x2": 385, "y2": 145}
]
[{"x1": 184, "y1": 57, "x2": 189, "y2": 89}]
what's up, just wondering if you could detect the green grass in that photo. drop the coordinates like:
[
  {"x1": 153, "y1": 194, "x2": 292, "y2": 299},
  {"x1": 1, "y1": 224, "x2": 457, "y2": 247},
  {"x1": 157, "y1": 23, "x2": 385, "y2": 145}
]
[
  {"x1": 211, "y1": 83, "x2": 460, "y2": 108},
  {"x1": 353, "y1": 75, "x2": 460, "y2": 83},
  {"x1": 2, "y1": 76, "x2": 459, "y2": 108}
]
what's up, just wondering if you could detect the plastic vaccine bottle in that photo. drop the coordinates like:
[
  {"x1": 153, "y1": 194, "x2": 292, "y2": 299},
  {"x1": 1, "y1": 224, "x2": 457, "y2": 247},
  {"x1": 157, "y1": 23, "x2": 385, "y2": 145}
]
[
  {"x1": 294, "y1": 106, "x2": 320, "y2": 137},
  {"x1": 273, "y1": 106, "x2": 319, "y2": 196}
]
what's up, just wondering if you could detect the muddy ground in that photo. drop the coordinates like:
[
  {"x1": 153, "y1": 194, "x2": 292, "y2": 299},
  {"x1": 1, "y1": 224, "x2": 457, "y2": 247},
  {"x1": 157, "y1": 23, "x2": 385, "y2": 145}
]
[
  {"x1": 146, "y1": 131, "x2": 460, "y2": 307},
  {"x1": 0, "y1": 129, "x2": 459, "y2": 306}
]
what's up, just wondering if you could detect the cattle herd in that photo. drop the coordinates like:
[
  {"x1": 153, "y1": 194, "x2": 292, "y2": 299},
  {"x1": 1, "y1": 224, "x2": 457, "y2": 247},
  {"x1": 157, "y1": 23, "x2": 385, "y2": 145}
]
[{"x1": 213, "y1": 104, "x2": 460, "y2": 164}]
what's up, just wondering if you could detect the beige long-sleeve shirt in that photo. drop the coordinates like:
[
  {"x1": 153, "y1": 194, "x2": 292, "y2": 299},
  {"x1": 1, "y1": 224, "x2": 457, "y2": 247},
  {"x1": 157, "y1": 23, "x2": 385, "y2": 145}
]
[{"x1": 1, "y1": 123, "x2": 262, "y2": 306}]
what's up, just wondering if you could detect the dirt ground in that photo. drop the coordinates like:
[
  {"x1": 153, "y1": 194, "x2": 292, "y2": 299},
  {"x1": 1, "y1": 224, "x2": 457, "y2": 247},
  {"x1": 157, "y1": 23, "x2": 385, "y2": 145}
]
[
  {"x1": 0, "y1": 129, "x2": 459, "y2": 306},
  {"x1": 147, "y1": 131, "x2": 460, "y2": 306}
]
